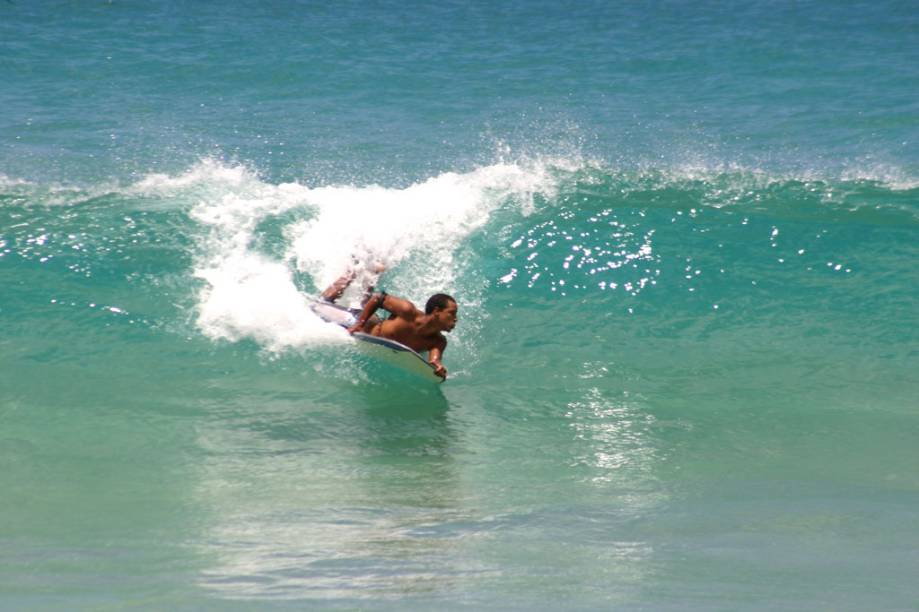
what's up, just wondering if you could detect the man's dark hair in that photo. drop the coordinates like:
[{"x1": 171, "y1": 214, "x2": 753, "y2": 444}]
[{"x1": 425, "y1": 293, "x2": 456, "y2": 315}]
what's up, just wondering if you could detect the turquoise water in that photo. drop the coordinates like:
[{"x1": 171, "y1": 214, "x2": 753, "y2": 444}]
[{"x1": 2, "y1": 1, "x2": 918, "y2": 609}]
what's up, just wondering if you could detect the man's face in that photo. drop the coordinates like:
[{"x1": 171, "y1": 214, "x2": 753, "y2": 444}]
[{"x1": 434, "y1": 301, "x2": 458, "y2": 332}]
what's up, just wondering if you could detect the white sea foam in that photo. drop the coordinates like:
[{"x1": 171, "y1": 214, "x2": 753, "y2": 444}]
[
  {"x1": 0, "y1": 173, "x2": 123, "y2": 207},
  {"x1": 132, "y1": 158, "x2": 563, "y2": 352},
  {"x1": 0, "y1": 173, "x2": 33, "y2": 188},
  {"x1": 288, "y1": 162, "x2": 559, "y2": 303},
  {"x1": 839, "y1": 162, "x2": 919, "y2": 191}
]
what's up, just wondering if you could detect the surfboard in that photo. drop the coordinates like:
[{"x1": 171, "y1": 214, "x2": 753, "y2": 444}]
[{"x1": 310, "y1": 300, "x2": 445, "y2": 384}]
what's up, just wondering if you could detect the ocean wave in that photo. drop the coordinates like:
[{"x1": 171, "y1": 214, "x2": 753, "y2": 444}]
[
  {"x1": 123, "y1": 157, "x2": 568, "y2": 352},
  {"x1": 4, "y1": 154, "x2": 915, "y2": 355}
]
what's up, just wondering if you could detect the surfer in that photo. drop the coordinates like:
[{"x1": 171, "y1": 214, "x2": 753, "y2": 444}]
[{"x1": 320, "y1": 272, "x2": 457, "y2": 379}]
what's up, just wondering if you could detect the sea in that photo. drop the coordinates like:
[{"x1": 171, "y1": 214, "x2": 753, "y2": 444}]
[{"x1": 2, "y1": 1, "x2": 918, "y2": 609}]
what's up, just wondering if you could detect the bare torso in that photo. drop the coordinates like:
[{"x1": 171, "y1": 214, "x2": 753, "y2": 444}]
[{"x1": 367, "y1": 314, "x2": 445, "y2": 354}]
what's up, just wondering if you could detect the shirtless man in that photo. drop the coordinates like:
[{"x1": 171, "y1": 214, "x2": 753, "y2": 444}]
[{"x1": 320, "y1": 273, "x2": 458, "y2": 379}]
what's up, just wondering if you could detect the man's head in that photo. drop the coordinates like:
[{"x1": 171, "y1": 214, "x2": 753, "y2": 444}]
[{"x1": 425, "y1": 293, "x2": 458, "y2": 332}]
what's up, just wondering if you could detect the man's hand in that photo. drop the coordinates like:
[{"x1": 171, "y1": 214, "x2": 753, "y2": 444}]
[{"x1": 429, "y1": 342, "x2": 447, "y2": 380}]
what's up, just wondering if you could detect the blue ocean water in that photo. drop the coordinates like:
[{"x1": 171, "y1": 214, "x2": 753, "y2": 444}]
[{"x1": 2, "y1": 1, "x2": 918, "y2": 609}]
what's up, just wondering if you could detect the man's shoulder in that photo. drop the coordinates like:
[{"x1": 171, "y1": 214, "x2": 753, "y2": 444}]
[
  {"x1": 384, "y1": 294, "x2": 423, "y2": 318},
  {"x1": 390, "y1": 306, "x2": 423, "y2": 322}
]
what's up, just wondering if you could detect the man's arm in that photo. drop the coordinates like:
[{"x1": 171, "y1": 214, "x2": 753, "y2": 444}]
[
  {"x1": 347, "y1": 292, "x2": 384, "y2": 334},
  {"x1": 376, "y1": 293, "x2": 417, "y2": 319},
  {"x1": 429, "y1": 336, "x2": 448, "y2": 379},
  {"x1": 346, "y1": 292, "x2": 418, "y2": 334}
]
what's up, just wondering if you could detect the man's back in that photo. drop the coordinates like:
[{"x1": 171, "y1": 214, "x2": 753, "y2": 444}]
[
  {"x1": 370, "y1": 300, "x2": 447, "y2": 354},
  {"x1": 323, "y1": 271, "x2": 457, "y2": 379}
]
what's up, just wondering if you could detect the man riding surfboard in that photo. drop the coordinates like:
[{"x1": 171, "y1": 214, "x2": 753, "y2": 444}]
[{"x1": 320, "y1": 271, "x2": 457, "y2": 379}]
